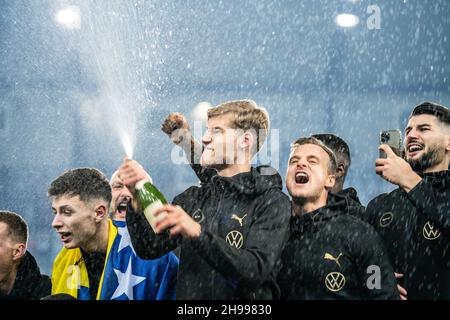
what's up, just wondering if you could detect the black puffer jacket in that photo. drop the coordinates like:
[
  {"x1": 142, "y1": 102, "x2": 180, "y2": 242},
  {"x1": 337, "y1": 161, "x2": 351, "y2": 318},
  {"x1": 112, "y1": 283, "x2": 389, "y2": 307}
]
[
  {"x1": 127, "y1": 166, "x2": 291, "y2": 299},
  {"x1": 0, "y1": 251, "x2": 51, "y2": 300},
  {"x1": 364, "y1": 171, "x2": 450, "y2": 299},
  {"x1": 277, "y1": 193, "x2": 399, "y2": 300}
]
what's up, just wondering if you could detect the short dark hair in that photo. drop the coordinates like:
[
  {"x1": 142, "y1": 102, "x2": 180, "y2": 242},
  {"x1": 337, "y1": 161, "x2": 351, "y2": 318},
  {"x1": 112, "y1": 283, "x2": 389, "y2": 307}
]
[
  {"x1": 410, "y1": 101, "x2": 450, "y2": 126},
  {"x1": 48, "y1": 168, "x2": 112, "y2": 205},
  {"x1": 312, "y1": 133, "x2": 351, "y2": 169},
  {"x1": 290, "y1": 136, "x2": 338, "y2": 174},
  {"x1": 0, "y1": 211, "x2": 28, "y2": 244}
]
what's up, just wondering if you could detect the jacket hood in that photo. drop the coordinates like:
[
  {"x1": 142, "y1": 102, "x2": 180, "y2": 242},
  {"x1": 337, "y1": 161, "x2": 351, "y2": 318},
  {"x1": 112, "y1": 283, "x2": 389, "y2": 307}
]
[
  {"x1": 210, "y1": 165, "x2": 283, "y2": 196},
  {"x1": 336, "y1": 187, "x2": 362, "y2": 206}
]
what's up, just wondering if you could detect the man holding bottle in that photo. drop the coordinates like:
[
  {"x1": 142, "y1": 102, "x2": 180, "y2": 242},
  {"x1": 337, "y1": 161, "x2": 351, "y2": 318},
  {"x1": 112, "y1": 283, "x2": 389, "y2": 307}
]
[{"x1": 119, "y1": 99, "x2": 291, "y2": 299}]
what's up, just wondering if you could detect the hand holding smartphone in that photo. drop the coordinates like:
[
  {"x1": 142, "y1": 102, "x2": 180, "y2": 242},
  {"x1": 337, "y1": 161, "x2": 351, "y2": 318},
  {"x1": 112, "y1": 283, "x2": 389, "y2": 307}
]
[{"x1": 379, "y1": 130, "x2": 402, "y2": 158}]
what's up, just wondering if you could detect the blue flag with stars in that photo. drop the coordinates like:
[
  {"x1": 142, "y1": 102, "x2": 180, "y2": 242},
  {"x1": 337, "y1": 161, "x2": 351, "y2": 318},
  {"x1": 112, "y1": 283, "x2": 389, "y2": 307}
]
[
  {"x1": 99, "y1": 220, "x2": 178, "y2": 300},
  {"x1": 51, "y1": 219, "x2": 178, "y2": 300}
]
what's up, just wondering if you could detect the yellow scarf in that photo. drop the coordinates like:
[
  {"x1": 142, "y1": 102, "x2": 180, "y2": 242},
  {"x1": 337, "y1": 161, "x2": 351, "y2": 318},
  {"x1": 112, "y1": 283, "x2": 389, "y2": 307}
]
[{"x1": 51, "y1": 219, "x2": 118, "y2": 299}]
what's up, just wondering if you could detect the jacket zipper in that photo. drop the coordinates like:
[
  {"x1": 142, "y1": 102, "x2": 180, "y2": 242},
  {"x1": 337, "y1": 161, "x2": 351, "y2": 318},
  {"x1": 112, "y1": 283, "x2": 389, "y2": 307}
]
[{"x1": 210, "y1": 180, "x2": 225, "y2": 299}]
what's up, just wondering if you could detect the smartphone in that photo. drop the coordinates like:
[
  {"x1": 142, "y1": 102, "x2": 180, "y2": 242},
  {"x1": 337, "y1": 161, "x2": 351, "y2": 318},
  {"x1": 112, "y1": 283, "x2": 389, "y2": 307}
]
[{"x1": 379, "y1": 130, "x2": 402, "y2": 158}]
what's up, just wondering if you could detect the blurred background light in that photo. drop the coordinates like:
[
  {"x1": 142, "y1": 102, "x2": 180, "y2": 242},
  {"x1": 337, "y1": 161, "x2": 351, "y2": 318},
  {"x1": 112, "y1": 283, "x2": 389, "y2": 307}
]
[
  {"x1": 335, "y1": 13, "x2": 359, "y2": 28},
  {"x1": 55, "y1": 5, "x2": 81, "y2": 29},
  {"x1": 191, "y1": 101, "x2": 212, "y2": 123}
]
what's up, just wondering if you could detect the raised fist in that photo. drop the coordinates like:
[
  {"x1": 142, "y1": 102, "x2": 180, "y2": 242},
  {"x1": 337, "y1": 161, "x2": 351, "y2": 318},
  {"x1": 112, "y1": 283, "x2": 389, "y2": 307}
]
[{"x1": 161, "y1": 112, "x2": 191, "y2": 144}]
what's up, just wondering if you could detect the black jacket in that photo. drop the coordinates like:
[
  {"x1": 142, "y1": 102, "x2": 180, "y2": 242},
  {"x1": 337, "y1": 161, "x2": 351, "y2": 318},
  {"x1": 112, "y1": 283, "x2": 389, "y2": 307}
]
[
  {"x1": 336, "y1": 187, "x2": 363, "y2": 208},
  {"x1": 0, "y1": 251, "x2": 51, "y2": 300},
  {"x1": 364, "y1": 170, "x2": 450, "y2": 299},
  {"x1": 277, "y1": 193, "x2": 399, "y2": 300},
  {"x1": 127, "y1": 166, "x2": 291, "y2": 299}
]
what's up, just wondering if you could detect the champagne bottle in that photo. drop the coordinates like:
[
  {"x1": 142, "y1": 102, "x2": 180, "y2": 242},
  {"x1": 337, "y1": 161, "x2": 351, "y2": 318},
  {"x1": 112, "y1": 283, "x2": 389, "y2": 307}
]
[{"x1": 135, "y1": 178, "x2": 167, "y2": 233}]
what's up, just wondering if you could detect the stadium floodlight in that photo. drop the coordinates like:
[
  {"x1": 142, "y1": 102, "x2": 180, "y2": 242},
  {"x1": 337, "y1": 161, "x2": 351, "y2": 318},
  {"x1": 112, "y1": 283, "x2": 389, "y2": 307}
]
[
  {"x1": 335, "y1": 13, "x2": 359, "y2": 28},
  {"x1": 55, "y1": 6, "x2": 81, "y2": 29}
]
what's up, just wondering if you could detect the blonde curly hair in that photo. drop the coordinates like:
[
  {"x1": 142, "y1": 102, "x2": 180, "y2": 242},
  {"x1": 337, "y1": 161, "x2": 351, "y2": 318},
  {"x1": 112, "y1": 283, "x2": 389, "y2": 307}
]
[{"x1": 207, "y1": 99, "x2": 270, "y2": 154}]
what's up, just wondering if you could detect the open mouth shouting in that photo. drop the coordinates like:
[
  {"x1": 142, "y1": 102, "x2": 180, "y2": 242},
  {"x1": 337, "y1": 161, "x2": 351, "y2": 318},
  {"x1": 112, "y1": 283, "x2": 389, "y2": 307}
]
[
  {"x1": 406, "y1": 141, "x2": 424, "y2": 158},
  {"x1": 295, "y1": 171, "x2": 310, "y2": 184},
  {"x1": 58, "y1": 231, "x2": 72, "y2": 243},
  {"x1": 116, "y1": 201, "x2": 129, "y2": 215}
]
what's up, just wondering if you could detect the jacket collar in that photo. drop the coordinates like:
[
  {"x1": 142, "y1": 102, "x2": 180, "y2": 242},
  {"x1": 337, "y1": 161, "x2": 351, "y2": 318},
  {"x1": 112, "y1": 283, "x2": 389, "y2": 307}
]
[
  {"x1": 290, "y1": 193, "x2": 350, "y2": 234},
  {"x1": 421, "y1": 170, "x2": 450, "y2": 185},
  {"x1": 335, "y1": 187, "x2": 362, "y2": 206},
  {"x1": 210, "y1": 165, "x2": 283, "y2": 196},
  {"x1": 7, "y1": 251, "x2": 43, "y2": 299}
]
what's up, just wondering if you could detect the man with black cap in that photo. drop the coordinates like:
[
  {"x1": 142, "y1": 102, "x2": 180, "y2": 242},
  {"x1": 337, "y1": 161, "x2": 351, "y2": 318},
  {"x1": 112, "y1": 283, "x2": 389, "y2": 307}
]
[{"x1": 364, "y1": 101, "x2": 450, "y2": 299}]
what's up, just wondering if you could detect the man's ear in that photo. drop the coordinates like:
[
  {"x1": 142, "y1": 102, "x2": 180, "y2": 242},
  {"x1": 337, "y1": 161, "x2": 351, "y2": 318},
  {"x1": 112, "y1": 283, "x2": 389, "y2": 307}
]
[
  {"x1": 325, "y1": 174, "x2": 336, "y2": 190},
  {"x1": 446, "y1": 134, "x2": 450, "y2": 152},
  {"x1": 336, "y1": 163, "x2": 346, "y2": 179},
  {"x1": 94, "y1": 204, "x2": 108, "y2": 222},
  {"x1": 12, "y1": 243, "x2": 26, "y2": 261},
  {"x1": 240, "y1": 131, "x2": 254, "y2": 150}
]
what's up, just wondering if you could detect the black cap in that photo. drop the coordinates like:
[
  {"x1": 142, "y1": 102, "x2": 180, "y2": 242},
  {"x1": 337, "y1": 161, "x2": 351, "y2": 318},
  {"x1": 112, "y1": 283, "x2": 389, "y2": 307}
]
[{"x1": 410, "y1": 101, "x2": 450, "y2": 125}]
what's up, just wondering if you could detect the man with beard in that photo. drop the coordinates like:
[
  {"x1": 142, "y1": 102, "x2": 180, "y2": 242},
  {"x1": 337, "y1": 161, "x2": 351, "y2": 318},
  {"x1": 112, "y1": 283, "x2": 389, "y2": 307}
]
[
  {"x1": 109, "y1": 171, "x2": 179, "y2": 299},
  {"x1": 364, "y1": 101, "x2": 450, "y2": 299},
  {"x1": 119, "y1": 100, "x2": 291, "y2": 299},
  {"x1": 277, "y1": 137, "x2": 399, "y2": 299},
  {"x1": 110, "y1": 170, "x2": 139, "y2": 222}
]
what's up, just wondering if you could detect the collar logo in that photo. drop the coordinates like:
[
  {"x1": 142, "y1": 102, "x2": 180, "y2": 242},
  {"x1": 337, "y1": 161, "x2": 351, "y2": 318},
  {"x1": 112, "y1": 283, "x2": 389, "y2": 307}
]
[
  {"x1": 379, "y1": 212, "x2": 394, "y2": 227},
  {"x1": 192, "y1": 209, "x2": 205, "y2": 224},
  {"x1": 226, "y1": 231, "x2": 244, "y2": 249},
  {"x1": 423, "y1": 221, "x2": 441, "y2": 240},
  {"x1": 231, "y1": 214, "x2": 247, "y2": 227},
  {"x1": 325, "y1": 272, "x2": 346, "y2": 292}
]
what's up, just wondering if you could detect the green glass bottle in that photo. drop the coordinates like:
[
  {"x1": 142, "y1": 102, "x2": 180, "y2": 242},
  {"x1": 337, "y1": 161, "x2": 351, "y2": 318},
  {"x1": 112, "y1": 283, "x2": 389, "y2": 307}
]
[{"x1": 135, "y1": 178, "x2": 168, "y2": 233}]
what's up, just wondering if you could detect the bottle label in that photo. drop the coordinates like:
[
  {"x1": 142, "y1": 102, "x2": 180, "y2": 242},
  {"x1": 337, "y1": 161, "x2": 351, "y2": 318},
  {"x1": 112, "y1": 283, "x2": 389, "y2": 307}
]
[
  {"x1": 136, "y1": 177, "x2": 153, "y2": 190},
  {"x1": 143, "y1": 200, "x2": 167, "y2": 233}
]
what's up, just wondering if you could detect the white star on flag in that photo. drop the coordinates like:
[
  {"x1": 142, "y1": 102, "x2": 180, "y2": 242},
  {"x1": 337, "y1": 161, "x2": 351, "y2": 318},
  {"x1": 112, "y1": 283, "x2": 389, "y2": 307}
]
[
  {"x1": 116, "y1": 226, "x2": 136, "y2": 255},
  {"x1": 111, "y1": 256, "x2": 146, "y2": 300}
]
